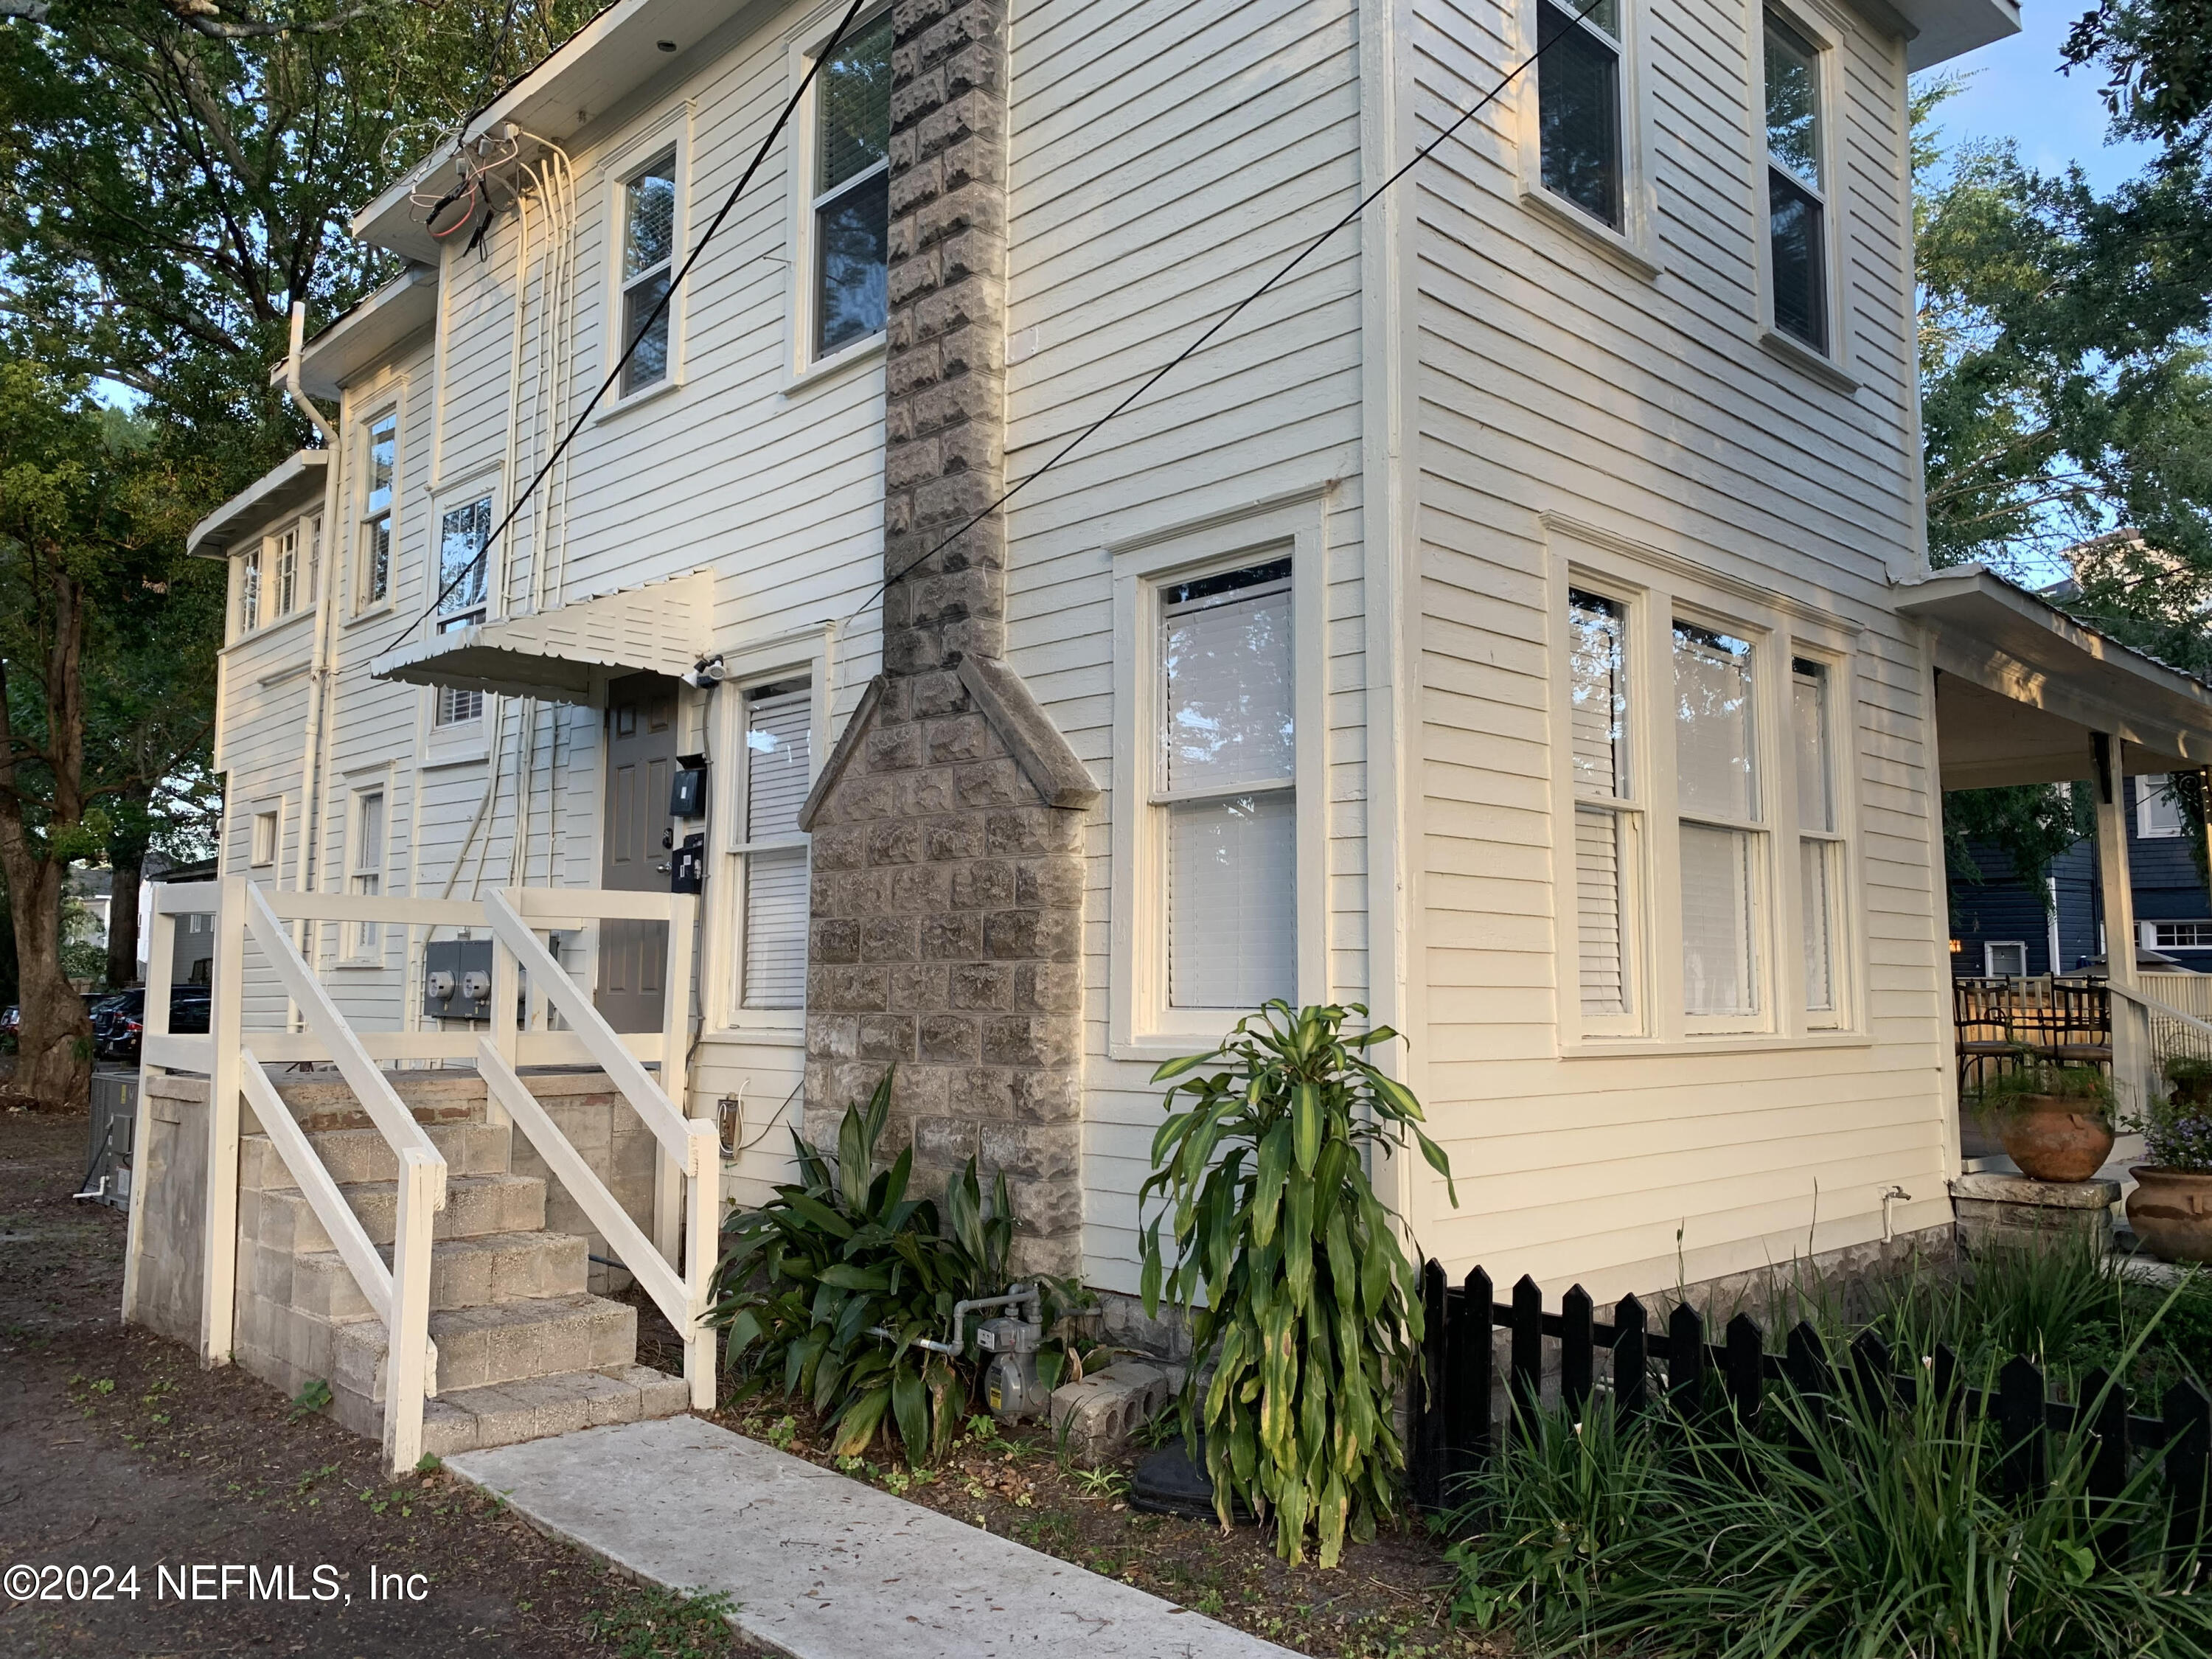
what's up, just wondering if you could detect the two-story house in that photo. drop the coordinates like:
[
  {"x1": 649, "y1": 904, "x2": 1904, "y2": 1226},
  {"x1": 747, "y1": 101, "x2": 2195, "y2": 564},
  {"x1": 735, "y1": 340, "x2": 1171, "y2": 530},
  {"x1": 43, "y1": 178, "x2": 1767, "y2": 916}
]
[{"x1": 128, "y1": 0, "x2": 2212, "y2": 1467}]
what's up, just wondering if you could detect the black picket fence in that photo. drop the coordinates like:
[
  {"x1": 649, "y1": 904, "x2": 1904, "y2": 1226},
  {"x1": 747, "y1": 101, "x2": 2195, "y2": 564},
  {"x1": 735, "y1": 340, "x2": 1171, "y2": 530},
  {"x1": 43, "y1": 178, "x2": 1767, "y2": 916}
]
[{"x1": 1406, "y1": 1262, "x2": 2211, "y2": 1552}]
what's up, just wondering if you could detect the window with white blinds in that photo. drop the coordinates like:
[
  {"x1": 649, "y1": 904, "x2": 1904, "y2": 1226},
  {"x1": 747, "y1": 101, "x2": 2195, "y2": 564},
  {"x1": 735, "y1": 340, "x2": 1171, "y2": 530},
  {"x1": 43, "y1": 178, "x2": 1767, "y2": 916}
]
[
  {"x1": 1674, "y1": 622, "x2": 1761, "y2": 1023},
  {"x1": 1158, "y1": 559, "x2": 1295, "y2": 1010},
  {"x1": 737, "y1": 681, "x2": 812, "y2": 1013},
  {"x1": 349, "y1": 789, "x2": 385, "y2": 958},
  {"x1": 1570, "y1": 591, "x2": 1638, "y2": 1023},
  {"x1": 1793, "y1": 658, "x2": 1840, "y2": 1019}
]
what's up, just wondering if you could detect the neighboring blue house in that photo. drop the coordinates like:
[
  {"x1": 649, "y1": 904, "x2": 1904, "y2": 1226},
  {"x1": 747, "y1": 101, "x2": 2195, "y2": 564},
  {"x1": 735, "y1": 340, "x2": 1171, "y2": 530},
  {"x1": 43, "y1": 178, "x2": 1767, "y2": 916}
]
[{"x1": 1950, "y1": 775, "x2": 2212, "y2": 976}]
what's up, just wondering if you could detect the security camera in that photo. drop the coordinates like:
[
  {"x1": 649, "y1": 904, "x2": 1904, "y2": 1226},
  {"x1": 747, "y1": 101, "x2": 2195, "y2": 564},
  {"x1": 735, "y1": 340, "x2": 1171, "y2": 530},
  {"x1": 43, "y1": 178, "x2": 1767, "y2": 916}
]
[{"x1": 680, "y1": 654, "x2": 724, "y2": 689}]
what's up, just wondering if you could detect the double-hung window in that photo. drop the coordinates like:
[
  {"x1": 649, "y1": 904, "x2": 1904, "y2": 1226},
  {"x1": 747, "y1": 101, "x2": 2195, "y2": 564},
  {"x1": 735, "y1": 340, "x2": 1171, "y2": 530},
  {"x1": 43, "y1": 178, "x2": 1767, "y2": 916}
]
[
  {"x1": 1793, "y1": 658, "x2": 1843, "y2": 1020},
  {"x1": 1537, "y1": 0, "x2": 1624, "y2": 230},
  {"x1": 433, "y1": 496, "x2": 491, "y2": 726},
  {"x1": 251, "y1": 810, "x2": 279, "y2": 868},
  {"x1": 273, "y1": 526, "x2": 298, "y2": 619},
  {"x1": 239, "y1": 544, "x2": 262, "y2": 634},
  {"x1": 810, "y1": 13, "x2": 891, "y2": 358},
  {"x1": 619, "y1": 151, "x2": 678, "y2": 396},
  {"x1": 1674, "y1": 622, "x2": 1764, "y2": 1025},
  {"x1": 359, "y1": 411, "x2": 396, "y2": 608},
  {"x1": 1569, "y1": 591, "x2": 1641, "y2": 1026},
  {"x1": 1762, "y1": 12, "x2": 1829, "y2": 354},
  {"x1": 1157, "y1": 560, "x2": 1297, "y2": 1011},
  {"x1": 735, "y1": 680, "x2": 813, "y2": 1013},
  {"x1": 2138, "y1": 774, "x2": 2184, "y2": 838},
  {"x1": 349, "y1": 789, "x2": 386, "y2": 958}
]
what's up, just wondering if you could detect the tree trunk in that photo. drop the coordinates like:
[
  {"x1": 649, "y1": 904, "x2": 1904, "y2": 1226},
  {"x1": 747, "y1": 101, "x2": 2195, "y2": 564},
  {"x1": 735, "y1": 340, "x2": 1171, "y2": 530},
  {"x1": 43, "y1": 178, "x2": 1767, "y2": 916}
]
[
  {"x1": 106, "y1": 833, "x2": 147, "y2": 989},
  {"x1": 2, "y1": 853, "x2": 88, "y2": 1110}
]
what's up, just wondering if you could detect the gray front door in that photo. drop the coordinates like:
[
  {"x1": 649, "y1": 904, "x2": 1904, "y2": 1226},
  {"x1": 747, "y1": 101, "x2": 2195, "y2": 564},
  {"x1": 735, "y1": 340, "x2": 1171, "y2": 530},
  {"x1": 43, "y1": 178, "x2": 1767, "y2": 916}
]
[{"x1": 596, "y1": 672, "x2": 678, "y2": 1032}]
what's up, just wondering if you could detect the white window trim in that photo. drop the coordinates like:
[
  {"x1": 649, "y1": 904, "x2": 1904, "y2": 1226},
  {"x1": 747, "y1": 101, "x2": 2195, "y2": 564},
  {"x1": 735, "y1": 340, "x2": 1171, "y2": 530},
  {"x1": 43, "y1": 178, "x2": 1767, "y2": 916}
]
[
  {"x1": 1747, "y1": 0, "x2": 1857, "y2": 388},
  {"x1": 2137, "y1": 773, "x2": 2184, "y2": 838},
  {"x1": 703, "y1": 623, "x2": 838, "y2": 1043},
  {"x1": 338, "y1": 774, "x2": 393, "y2": 967},
  {"x1": 2144, "y1": 919, "x2": 2212, "y2": 950},
  {"x1": 249, "y1": 800, "x2": 284, "y2": 869},
  {"x1": 427, "y1": 469, "x2": 504, "y2": 635},
  {"x1": 599, "y1": 105, "x2": 695, "y2": 417},
  {"x1": 1511, "y1": 0, "x2": 1660, "y2": 277},
  {"x1": 1547, "y1": 524, "x2": 1864, "y2": 1054},
  {"x1": 352, "y1": 397, "x2": 403, "y2": 618},
  {"x1": 782, "y1": 6, "x2": 894, "y2": 389},
  {"x1": 1108, "y1": 494, "x2": 1328, "y2": 1062},
  {"x1": 1983, "y1": 939, "x2": 2029, "y2": 978},
  {"x1": 1791, "y1": 646, "x2": 1852, "y2": 1029}
]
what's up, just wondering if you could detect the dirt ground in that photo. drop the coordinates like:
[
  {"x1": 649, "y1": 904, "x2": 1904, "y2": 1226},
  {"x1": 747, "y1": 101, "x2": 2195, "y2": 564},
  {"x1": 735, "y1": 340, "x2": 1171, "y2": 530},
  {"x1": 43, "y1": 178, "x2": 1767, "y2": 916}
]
[{"x1": 0, "y1": 1103, "x2": 759, "y2": 1659}]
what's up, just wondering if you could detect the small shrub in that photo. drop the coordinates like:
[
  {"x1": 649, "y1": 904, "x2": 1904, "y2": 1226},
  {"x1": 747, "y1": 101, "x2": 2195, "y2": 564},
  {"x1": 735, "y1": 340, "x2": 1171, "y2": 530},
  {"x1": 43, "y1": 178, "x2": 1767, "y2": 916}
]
[
  {"x1": 1138, "y1": 1001, "x2": 1455, "y2": 1568},
  {"x1": 2136, "y1": 1083, "x2": 2212, "y2": 1172}
]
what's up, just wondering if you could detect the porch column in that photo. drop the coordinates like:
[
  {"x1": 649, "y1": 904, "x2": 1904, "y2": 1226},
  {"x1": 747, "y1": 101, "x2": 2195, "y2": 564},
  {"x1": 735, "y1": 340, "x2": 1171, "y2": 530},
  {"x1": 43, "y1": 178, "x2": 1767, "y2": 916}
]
[{"x1": 2093, "y1": 733, "x2": 2138, "y2": 990}]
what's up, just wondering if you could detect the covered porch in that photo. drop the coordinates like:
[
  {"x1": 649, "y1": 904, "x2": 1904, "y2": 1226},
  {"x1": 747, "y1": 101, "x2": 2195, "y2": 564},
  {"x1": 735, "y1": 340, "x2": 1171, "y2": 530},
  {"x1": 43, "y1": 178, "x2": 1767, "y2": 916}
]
[{"x1": 1896, "y1": 566, "x2": 2212, "y2": 1176}]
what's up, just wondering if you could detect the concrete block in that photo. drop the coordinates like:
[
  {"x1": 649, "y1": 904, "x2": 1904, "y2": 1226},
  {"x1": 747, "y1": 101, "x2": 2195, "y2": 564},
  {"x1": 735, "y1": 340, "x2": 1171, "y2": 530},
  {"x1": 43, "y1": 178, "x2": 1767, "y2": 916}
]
[
  {"x1": 1048, "y1": 1361, "x2": 1169, "y2": 1465},
  {"x1": 1951, "y1": 1172, "x2": 2119, "y2": 1256}
]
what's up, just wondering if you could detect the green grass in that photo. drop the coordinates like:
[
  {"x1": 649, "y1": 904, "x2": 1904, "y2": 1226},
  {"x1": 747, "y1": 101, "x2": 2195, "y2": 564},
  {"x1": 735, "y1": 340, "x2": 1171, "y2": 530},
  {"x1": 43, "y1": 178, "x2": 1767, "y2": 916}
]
[{"x1": 583, "y1": 1585, "x2": 739, "y2": 1659}]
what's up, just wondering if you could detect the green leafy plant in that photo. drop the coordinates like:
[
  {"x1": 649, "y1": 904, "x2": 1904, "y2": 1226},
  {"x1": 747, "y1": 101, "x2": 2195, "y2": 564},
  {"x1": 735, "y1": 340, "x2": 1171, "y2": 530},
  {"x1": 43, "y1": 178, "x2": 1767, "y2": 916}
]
[
  {"x1": 706, "y1": 1072, "x2": 1034, "y2": 1463},
  {"x1": 2140, "y1": 1062, "x2": 2212, "y2": 1171},
  {"x1": 1972, "y1": 1057, "x2": 2117, "y2": 1129},
  {"x1": 1449, "y1": 1293, "x2": 2211, "y2": 1658},
  {"x1": 585, "y1": 1585, "x2": 739, "y2": 1658},
  {"x1": 1138, "y1": 1001, "x2": 1455, "y2": 1568},
  {"x1": 288, "y1": 1377, "x2": 333, "y2": 1422}
]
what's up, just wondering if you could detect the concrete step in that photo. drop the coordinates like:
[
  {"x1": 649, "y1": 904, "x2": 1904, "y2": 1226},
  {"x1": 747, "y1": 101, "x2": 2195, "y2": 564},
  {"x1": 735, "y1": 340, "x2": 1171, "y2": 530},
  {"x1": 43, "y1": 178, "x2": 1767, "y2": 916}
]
[
  {"x1": 288, "y1": 1230, "x2": 589, "y2": 1319},
  {"x1": 240, "y1": 1119, "x2": 512, "y2": 1192},
  {"x1": 333, "y1": 1292, "x2": 639, "y2": 1403},
  {"x1": 416, "y1": 1366, "x2": 691, "y2": 1458},
  {"x1": 251, "y1": 1171, "x2": 546, "y2": 1256},
  {"x1": 265, "y1": 1070, "x2": 489, "y2": 1133}
]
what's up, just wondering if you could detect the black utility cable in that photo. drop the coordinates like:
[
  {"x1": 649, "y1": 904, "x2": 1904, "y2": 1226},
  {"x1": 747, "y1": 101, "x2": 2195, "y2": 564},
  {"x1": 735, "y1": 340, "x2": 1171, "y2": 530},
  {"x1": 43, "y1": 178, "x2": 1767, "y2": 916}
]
[
  {"x1": 380, "y1": 0, "x2": 871, "y2": 658},
  {"x1": 841, "y1": 0, "x2": 1612, "y2": 627}
]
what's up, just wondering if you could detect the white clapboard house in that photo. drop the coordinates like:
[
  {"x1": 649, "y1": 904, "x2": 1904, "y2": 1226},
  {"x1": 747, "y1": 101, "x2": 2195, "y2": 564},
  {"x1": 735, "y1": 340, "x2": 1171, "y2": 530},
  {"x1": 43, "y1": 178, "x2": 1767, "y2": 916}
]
[{"x1": 126, "y1": 0, "x2": 2212, "y2": 1471}]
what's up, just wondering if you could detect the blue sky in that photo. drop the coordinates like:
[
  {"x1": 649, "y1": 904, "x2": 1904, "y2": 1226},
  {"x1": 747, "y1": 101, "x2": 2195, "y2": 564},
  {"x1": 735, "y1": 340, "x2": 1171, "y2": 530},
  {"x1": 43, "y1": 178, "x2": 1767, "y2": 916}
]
[{"x1": 1921, "y1": 3, "x2": 2155, "y2": 191}]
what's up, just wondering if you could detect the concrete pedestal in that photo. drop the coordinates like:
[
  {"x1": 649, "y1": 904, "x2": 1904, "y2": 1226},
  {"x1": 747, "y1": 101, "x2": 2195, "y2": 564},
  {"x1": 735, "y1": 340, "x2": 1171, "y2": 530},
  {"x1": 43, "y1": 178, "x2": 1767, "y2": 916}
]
[{"x1": 1950, "y1": 1171, "x2": 2118, "y2": 1255}]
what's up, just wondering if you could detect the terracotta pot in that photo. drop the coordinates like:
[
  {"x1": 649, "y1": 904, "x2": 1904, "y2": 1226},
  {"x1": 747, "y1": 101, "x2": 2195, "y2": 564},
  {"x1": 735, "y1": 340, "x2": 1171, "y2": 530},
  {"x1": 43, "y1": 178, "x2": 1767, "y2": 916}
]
[
  {"x1": 2126, "y1": 1166, "x2": 2212, "y2": 1265},
  {"x1": 1997, "y1": 1096, "x2": 2115, "y2": 1183}
]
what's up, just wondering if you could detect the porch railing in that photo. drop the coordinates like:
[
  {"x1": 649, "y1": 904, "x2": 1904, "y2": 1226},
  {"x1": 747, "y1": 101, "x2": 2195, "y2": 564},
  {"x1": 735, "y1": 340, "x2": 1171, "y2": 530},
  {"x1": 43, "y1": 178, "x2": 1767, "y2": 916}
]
[{"x1": 125, "y1": 876, "x2": 715, "y2": 1477}]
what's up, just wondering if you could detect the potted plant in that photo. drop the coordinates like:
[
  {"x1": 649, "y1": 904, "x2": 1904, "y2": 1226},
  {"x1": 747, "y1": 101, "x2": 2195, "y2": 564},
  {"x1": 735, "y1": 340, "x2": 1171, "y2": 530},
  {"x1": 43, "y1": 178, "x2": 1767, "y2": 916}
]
[
  {"x1": 2126, "y1": 1082, "x2": 2212, "y2": 1264},
  {"x1": 1972, "y1": 1060, "x2": 2117, "y2": 1183},
  {"x1": 1138, "y1": 1001, "x2": 1455, "y2": 1568},
  {"x1": 2161, "y1": 1054, "x2": 2212, "y2": 1110}
]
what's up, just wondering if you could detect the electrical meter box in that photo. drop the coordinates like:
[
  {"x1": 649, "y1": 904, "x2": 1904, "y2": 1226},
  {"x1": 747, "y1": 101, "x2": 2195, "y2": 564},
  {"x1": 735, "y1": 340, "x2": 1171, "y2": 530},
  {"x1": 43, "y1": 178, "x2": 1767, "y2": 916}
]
[{"x1": 423, "y1": 938, "x2": 494, "y2": 1022}]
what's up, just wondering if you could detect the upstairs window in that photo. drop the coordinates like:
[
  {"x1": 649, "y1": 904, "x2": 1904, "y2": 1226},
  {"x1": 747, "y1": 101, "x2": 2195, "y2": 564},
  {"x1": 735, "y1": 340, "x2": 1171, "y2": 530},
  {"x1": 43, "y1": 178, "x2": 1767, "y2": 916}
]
[
  {"x1": 2138, "y1": 774, "x2": 2184, "y2": 838},
  {"x1": 1537, "y1": 0, "x2": 1624, "y2": 229},
  {"x1": 1762, "y1": 12, "x2": 1829, "y2": 353},
  {"x1": 620, "y1": 150, "x2": 678, "y2": 395},
  {"x1": 359, "y1": 411, "x2": 396, "y2": 608},
  {"x1": 273, "y1": 526, "x2": 298, "y2": 619},
  {"x1": 1158, "y1": 559, "x2": 1295, "y2": 1011},
  {"x1": 436, "y1": 497, "x2": 491, "y2": 633},
  {"x1": 736, "y1": 679, "x2": 813, "y2": 1013},
  {"x1": 239, "y1": 543, "x2": 262, "y2": 634},
  {"x1": 349, "y1": 788, "x2": 386, "y2": 958},
  {"x1": 812, "y1": 13, "x2": 891, "y2": 357},
  {"x1": 251, "y1": 810, "x2": 279, "y2": 868}
]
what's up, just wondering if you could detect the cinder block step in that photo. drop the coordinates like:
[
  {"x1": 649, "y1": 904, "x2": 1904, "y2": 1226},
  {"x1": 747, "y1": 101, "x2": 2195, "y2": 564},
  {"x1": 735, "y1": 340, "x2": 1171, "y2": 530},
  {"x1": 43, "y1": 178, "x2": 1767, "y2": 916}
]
[
  {"x1": 240, "y1": 1120, "x2": 512, "y2": 1192},
  {"x1": 333, "y1": 1293, "x2": 639, "y2": 1402},
  {"x1": 291, "y1": 1230, "x2": 589, "y2": 1319},
  {"x1": 268, "y1": 1072, "x2": 489, "y2": 1133},
  {"x1": 417, "y1": 1365, "x2": 692, "y2": 1458},
  {"x1": 253, "y1": 1171, "x2": 546, "y2": 1255}
]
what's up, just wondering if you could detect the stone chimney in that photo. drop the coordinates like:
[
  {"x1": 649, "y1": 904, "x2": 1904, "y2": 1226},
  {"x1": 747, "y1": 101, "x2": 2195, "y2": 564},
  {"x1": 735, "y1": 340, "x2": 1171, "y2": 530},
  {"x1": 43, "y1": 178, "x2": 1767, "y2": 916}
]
[{"x1": 798, "y1": 0, "x2": 1097, "y2": 1279}]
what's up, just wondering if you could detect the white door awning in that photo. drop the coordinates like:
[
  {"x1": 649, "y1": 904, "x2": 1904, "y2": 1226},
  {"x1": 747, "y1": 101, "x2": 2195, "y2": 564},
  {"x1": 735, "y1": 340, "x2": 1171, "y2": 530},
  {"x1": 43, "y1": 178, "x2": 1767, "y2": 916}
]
[
  {"x1": 369, "y1": 569, "x2": 714, "y2": 705},
  {"x1": 1895, "y1": 564, "x2": 2212, "y2": 789}
]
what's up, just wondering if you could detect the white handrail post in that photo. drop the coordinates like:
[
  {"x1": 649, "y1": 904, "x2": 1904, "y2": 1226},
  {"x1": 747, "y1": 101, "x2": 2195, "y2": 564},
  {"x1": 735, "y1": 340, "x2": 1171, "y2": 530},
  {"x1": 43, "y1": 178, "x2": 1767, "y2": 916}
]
[
  {"x1": 487, "y1": 927, "x2": 518, "y2": 1130},
  {"x1": 685, "y1": 1120, "x2": 719, "y2": 1410},
  {"x1": 652, "y1": 896, "x2": 697, "y2": 1269},
  {"x1": 385, "y1": 1144, "x2": 439, "y2": 1478},
  {"x1": 201, "y1": 877, "x2": 248, "y2": 1368},
  {"x1": 123, "y1": 894, "x2": 181, "y2": 1325}
]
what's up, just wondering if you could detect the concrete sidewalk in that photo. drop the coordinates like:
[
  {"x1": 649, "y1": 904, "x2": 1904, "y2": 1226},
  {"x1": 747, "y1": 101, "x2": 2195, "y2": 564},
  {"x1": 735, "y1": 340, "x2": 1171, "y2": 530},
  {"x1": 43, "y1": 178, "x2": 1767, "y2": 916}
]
[{"x1": 447, "y1": 1415, "x2": 1297, "y2": 1659}]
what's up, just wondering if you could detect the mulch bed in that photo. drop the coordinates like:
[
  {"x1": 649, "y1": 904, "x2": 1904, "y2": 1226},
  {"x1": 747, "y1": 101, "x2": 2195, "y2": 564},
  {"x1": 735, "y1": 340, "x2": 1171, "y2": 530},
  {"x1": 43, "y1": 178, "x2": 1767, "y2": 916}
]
[
  {"x1": 0, "y1": 1105, "x2": 759, "y2": 1659},
  {"x1": 626, "y1": 1296, "x2": 1506, "y2": 1658}
]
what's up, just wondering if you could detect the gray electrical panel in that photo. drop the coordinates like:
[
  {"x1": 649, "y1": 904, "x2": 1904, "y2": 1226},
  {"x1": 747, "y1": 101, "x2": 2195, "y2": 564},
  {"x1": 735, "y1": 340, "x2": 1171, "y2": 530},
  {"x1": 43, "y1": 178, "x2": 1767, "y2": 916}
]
[{"x1": 423, "y1": 938, "x2": 495, "y2": 1022}]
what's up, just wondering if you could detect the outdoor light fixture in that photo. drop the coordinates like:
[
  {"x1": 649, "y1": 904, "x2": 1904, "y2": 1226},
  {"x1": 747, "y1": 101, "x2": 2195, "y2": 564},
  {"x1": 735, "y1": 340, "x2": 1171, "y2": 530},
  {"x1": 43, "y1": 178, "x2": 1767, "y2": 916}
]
[{"x1": 680, "y1": 654, "x2": 725, "y2": 689}]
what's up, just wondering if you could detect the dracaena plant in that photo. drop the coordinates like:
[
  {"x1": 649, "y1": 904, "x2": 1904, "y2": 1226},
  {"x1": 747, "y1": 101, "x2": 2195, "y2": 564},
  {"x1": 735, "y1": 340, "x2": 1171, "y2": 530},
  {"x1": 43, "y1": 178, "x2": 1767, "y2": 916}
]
[
  {"x1": 706, "y1": 1072, "x2": 1014, "y2": 1462},
  {"x1": 1138, "y1": 1001, "x2": 1455, "y2": 1568}
]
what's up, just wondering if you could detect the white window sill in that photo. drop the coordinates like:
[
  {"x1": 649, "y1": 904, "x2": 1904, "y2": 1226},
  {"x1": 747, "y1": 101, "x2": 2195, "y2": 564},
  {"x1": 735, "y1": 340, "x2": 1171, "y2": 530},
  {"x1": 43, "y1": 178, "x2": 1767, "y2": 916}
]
[
  {"x1": 594, "y1": 373, "x2": 684, "y2": 424},
  {"x1": 423, "y1": 737, "x2": 490, "y2": 769},
  {"x1": 1759, "y1": 326, "x2": 1858, "y2": 394},
  {"x1": 703, "y1": 1024, "x2": 804, "y2": 1048},
  {"x1": 783, "y1": 331, "x2": 886, "y2": 398},
  {"x1": 344, "y1": 602, "x2": 396, "y2": 630},
  {"x1": 330, "y1": 959, "x2": 387, "y2": 971},
  {"x1": 1517, "y1": 184, "x2": 1660, "y2": 281},
  {"x1": 1560, "y1": 1030, "x2": 1872, "y2": 1060}
]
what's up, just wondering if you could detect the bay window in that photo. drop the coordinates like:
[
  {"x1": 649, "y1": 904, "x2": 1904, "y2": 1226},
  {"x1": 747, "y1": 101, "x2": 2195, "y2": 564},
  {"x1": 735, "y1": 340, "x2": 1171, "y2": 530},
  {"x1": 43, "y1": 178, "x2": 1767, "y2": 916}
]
[{"x1": 1554, "y1": 547, "x2": 1857, "y2": 1046}]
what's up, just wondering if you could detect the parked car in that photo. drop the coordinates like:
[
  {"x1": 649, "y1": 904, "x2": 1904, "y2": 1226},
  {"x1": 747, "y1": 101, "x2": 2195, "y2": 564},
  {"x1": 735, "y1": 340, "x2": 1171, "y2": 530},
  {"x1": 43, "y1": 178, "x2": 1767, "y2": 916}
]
[{"x1": 96, "y1": 987, "x2": 212, "y2": 1062}]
